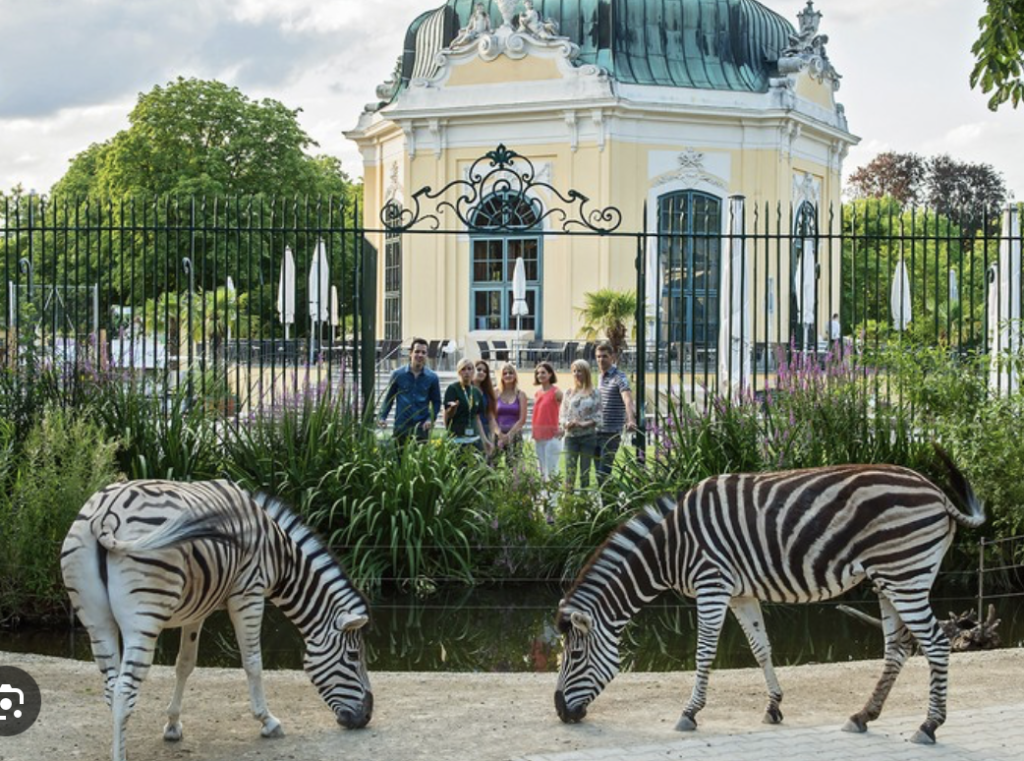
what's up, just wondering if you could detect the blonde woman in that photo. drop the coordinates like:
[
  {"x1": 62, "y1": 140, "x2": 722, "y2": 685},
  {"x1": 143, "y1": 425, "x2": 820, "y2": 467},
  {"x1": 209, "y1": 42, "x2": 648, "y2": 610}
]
[
  {"x1": 559, "y1": 359, "x2": 601, "y2": 490},
  {"x1": 444, "y1": 358, "x2": 492, "y2": 455},
  {"x1": 495, "y1": 362, "x2": 528, "y2": 464}
]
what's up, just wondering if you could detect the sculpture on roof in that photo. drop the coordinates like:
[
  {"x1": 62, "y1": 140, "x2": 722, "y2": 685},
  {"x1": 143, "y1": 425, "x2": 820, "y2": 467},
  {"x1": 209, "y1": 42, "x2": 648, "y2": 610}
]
[
  {"x1": 777, "y1": 1, "x2": 840, "y2": 88},
  {"x1": 517, "y1": 0, "x2": 560, "y2": 41},
  {"x1": 451, "y1": 3, "x2": 492, "y2": 49}
]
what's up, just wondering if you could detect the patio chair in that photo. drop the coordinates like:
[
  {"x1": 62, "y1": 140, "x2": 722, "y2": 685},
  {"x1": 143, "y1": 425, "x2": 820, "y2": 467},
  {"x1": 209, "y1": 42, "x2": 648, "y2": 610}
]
[{"x1": 492, "y1": 340, "x2": 510, "y2": 362}]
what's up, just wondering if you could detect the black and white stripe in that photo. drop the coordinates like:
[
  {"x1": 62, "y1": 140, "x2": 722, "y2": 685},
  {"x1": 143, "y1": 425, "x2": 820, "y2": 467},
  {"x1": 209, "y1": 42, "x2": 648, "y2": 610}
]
[
  {"x1": 555, "y1": 449, "x2": 984, "y2": 745},
  {"x1": 60, "y1": 479, "x2": 372, "y2": 761}
]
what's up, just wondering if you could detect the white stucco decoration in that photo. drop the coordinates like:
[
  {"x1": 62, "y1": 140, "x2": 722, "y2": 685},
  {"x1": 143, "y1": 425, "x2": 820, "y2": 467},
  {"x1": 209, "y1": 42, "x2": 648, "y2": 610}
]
[
  {"x1": 649, "y1": 148, "x2": 728, "y2": 191},
  {"x1": 385, "y1": 161, "x2": 404, "y2": 205},
  {"x1": 792, "y1": 171, "x2": 821, "y2": 211},
  {"x1": 426, "y1": 3, "x2": 585, "y2": 76}
]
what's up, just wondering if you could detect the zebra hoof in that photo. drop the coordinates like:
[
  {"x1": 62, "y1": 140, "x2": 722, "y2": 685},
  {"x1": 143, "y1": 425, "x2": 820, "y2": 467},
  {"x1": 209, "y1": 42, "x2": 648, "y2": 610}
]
[
  {"x1": 842, "y1": 717, "x2": 867, "y2": 734},
  {"x1": 763, "y1": 707, "x2": 784, "y2": 725},
  {"x1": 163, "y1": 722, "x2": 183, "y2": 742},
  {"x1": 260, "y1": 719, "x2": 285, "y2": 738},
  {"x1": 674, "y1": 714, "x2": 697, "y2": 732},
  {"x1": 910, "y1": 728, "x2": 936, "y2": 745}
]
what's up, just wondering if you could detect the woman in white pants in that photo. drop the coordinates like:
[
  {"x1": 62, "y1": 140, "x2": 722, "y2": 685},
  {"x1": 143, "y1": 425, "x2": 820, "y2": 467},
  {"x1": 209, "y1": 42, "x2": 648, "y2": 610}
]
[{"x1": 531, "y1": 362, "x2": 563, "y2": 517}]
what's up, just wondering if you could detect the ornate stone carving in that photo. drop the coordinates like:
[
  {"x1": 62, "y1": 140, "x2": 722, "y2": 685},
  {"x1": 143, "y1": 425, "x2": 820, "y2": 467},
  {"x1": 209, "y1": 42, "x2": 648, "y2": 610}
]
[
  {"x1": 517, "y1": 0, "x2": 560, "y2": 41},
  {"x1": 450, "y1": 3, "x2": 491, "y2": 49},
  {"x1": 385, "y1": 161, "x2": 403, "y2": 203},
  {"x1": 364, "y1": 56, "x2": 403, "y2": 113},
  {"x1": 792, "y1": 171, "x2": 821, "y2": 210},
  {"x1": 650, "y1": 148, "x2": 728, "y2": 190},
  {"x1": 777, "y1": 1, "x2": 841, "y2": 88},
  {"x1": 429, "y1": 0, "x2": 582, "y2": 70},
  {"x1": 495, "y1": 0, "x2": 518, "y2": 28}
]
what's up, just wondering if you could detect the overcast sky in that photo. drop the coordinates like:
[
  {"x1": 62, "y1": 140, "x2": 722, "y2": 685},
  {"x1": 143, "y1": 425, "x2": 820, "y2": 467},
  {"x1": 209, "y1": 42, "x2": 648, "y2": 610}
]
[{"x1": 1, "y1": 0, "x2": 1021, "y2": 200}]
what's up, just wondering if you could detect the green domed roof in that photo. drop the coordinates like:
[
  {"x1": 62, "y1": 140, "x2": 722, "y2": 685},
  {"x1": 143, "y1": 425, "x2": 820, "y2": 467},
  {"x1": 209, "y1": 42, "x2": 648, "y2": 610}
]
[{"x1": 398, "y1": 0, "x2": 795, "y2": 93}]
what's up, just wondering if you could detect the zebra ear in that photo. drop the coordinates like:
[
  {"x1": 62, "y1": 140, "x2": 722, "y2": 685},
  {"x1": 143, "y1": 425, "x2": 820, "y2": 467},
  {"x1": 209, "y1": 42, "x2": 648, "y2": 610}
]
[
  {"x1": 334, "y1": 611, "x2": 370, "y2": 632},
  {"x1": 570, "y1": 610, "x2": 593, "y2": 634}
]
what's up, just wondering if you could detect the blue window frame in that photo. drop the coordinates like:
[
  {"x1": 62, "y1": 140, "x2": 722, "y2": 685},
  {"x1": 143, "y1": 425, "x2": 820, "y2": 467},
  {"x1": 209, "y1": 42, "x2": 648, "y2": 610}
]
[
  {"x1": 657, "y1": 191, "x2": 722, "y2": 351},
  {"x1": 469, "y1": 192, "x2": 542, "y2": 334}
]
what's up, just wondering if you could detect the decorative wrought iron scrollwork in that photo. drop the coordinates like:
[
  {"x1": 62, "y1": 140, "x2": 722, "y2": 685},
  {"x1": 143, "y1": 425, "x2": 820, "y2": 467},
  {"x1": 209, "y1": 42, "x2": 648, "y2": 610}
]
[{"x1": 380, "y1": 144, "x2": 622, "y2": 234}]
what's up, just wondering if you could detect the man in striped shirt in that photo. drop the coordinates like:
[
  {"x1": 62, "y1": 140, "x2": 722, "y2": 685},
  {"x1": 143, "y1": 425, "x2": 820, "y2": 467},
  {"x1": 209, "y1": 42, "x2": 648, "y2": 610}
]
[{"x1": 594, "y1": 341, "x2": 636, "y2": 487}]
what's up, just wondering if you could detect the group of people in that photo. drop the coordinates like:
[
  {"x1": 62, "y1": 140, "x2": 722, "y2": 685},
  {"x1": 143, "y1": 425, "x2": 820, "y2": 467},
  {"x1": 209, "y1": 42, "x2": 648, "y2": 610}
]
[{"x1": 378, "y1": 337, "x2": 636, "y2": 497}]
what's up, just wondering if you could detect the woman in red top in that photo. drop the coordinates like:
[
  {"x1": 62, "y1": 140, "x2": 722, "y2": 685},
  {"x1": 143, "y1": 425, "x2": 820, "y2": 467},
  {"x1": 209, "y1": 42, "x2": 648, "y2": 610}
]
[{"x1": 531, "y1": 361, "x2": 563, "y2": 487}]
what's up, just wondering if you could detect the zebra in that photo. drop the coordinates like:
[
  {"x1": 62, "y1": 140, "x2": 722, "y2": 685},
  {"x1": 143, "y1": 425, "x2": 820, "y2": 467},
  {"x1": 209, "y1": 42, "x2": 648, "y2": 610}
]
[
  {"x1": 60, "y1": 479, "x2": 373, "y2": 761},
  {"x1": 554, "y1": 448, "x2": 985, "y2": 744}
]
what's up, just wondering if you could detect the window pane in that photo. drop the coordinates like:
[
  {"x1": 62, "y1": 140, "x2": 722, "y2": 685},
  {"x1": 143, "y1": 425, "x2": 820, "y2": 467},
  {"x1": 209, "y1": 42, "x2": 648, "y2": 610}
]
[{"x1": 474, "y1": 289, "x2": 503, "y2": 330}]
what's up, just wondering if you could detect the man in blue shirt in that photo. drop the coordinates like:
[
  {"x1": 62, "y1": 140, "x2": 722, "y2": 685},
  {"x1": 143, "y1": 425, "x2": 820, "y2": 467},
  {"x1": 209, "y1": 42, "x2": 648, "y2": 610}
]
[
  {"x1": 378, "y1": 337, "x2": 442, "y2": 445},
  {"x1": 595, "y1": 340, "x2": 636, "y2": 487}
]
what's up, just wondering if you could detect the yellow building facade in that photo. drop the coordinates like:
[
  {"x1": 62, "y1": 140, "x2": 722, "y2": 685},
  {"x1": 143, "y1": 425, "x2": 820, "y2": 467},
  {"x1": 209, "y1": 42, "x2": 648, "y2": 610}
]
[{"x1": 346, "y1": 0, "x2": 857, "y2": 365}]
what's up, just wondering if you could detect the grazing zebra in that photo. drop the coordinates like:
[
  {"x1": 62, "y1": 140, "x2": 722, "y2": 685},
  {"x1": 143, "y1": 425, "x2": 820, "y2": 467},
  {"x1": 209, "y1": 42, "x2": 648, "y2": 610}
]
[
  {"x1": 554, "y1": 449, "x2": 984, "y2": 744},
  {"x1": 60, "y1": 479, "x2": 373, "y2": 761}
]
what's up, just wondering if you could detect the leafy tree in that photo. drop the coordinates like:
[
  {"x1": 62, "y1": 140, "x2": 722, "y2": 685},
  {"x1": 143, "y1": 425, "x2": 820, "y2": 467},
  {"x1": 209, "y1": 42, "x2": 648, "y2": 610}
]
[
  {"x1": 52, "y1": 77, "x2": 348, "y2": 198},
  {"x1": 841, "y1": 198, "x2": 992, "y2": 348},
  {"x1": 927, "y1": 155, "x2": 1008, "y2": 220},
  {"x1": 846, "y1": 152, "x2": 1007, "y2": 235},
  {"x1": 576, "y1": 289, "x2": 637, "y2": 356},
  {"x1": 847, "y1": 152, "x2": 928, "y2": 206},
  {"x1": 971, "y1": 0, "x2": 1024, "y2": 109}
]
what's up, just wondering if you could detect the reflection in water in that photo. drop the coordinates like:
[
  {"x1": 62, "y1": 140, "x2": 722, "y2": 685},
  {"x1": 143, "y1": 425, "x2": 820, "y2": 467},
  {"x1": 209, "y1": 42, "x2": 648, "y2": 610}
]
[{"x1": 1, "y1": 585, "x2": 1020, "y2": 672}]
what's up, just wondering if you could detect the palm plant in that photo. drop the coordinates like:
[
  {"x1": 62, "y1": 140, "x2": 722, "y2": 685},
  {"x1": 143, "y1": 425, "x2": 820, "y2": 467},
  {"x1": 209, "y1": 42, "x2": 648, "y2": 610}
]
[{"x1": 576, "y1": 288, "x2": 637, "y2": 356}]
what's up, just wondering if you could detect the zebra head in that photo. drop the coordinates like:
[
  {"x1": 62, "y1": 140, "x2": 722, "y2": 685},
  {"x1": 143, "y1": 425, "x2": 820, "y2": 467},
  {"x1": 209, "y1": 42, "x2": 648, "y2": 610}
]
[
  {"x1": 303, "y1": 608, "x2": 374, "y2": 729},
  {"x1": 554, "y1": 604, "x2": 620, "y2": 723}
]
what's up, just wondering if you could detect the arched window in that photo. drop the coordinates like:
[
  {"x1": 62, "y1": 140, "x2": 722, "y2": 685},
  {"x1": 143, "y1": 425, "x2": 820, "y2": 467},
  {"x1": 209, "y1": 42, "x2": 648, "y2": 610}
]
[
  {"x1": 657, "y1": 191, "x2": 722, "y2": 359},
  {"x1": 383, "y1": 202, "x2": 402, "y2": 341},
  {"x1": 469, "y1": 192, "x2": 542, "y2": 333},
  {"x1": 790, "y1": 202, "x2": 818, "y2": 350}
]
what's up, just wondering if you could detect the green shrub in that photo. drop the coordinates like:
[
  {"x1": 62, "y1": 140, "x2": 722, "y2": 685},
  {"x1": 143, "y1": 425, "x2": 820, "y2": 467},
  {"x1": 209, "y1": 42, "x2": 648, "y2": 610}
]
[
  {"x1": 311, "y1": 437, "x2": 502, "y2": 594},
  {"x1": 222, "y1": 376, "x2": 365, "y2": 511},
  {"x1": 0, "y1": 405, "x2": 120, "y2": 624},
  {"x1": 89, "y1": 371, "x2": 222, "y2": 481}
]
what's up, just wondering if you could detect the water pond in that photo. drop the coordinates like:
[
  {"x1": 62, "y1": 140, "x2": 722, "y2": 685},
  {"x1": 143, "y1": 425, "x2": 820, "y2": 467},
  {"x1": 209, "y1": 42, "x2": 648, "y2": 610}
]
[{"x1": 2, "y1": 585, "x2": 1020, "y2": 673}]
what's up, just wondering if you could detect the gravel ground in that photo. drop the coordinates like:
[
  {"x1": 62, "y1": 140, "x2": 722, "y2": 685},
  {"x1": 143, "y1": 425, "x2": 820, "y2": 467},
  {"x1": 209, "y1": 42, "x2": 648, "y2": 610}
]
[{"x1": 0, "y1": 648, "x2": 1020, "y2": 761}]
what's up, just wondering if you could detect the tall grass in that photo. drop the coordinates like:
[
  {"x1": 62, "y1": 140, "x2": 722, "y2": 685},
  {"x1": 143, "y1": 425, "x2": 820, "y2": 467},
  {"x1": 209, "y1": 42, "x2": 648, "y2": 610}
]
[{"x1": 0, "y1": 405, "x2": 120, "y2": 624}]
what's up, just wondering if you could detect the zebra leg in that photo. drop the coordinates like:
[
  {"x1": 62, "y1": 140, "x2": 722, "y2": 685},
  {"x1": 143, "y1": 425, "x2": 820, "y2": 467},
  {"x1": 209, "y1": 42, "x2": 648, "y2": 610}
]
[
  {"x1": 728, "y1": 597, "x2": 784, "y2": 725},
  {"x1": 843, "y1": 595, "x2": 913, "y2": 734},
  {"x1": 888, "y1": 595, "x2": 951, "y2": 744},
  {"x1": 62, "y1": 543, "x2": 121, "y2": 708},
  {"x1": 111, "y1": 634, "x2": 159, "y2": 761},
  {"x1": 227, "y1": 594, "x2": 284, "y2": 738},
  {"x1": 163, "y1": 621, "x2": 204, "y2": 741},
  {"x1": 676, "y1": 593, "x2": 730, "y2": 732}
]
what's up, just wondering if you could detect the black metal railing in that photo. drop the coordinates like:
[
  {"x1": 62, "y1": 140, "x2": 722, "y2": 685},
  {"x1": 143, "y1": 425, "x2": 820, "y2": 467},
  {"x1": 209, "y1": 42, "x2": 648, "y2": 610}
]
[
  {"x1": 1, "y1": 193, "x2": 371, "y2": 418},
  {"x1": 3, "y1": 189, "x2": 1021, "y2": 445}
]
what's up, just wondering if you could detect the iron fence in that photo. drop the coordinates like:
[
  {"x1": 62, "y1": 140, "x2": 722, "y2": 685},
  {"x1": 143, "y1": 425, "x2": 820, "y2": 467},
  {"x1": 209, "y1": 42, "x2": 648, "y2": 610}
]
[
  {"x1": 1, "y1": 187, "x2": 1021, "y2": 438},
  {"x1": 1, "y1": 193, "x2": 376, "y2": 417}
]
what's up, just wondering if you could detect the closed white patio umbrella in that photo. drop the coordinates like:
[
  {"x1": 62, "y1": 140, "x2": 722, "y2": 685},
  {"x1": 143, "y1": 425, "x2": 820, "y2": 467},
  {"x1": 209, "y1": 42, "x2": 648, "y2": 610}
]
[
  {"x1": 308, "y1": 239, "x2": 331, "y2": 362},
  {"x1": 890, "y1": 258, "x2": 912, "y2": 332},
  {"x1": 794, "y1": 246, "x2": 816, "y2": 349},
  {"x1": 718, "y1": 195, "x2": 750, "y2": 395},
  {"x1": 989, "y1": 206, "x2": 1022, "y2": 395},
  {"x1": 277, "y1": 246, "x2": 296, "y2": 341},
  {"x1": 511, "y1": 256, "x2": 529, "y2": 361}
]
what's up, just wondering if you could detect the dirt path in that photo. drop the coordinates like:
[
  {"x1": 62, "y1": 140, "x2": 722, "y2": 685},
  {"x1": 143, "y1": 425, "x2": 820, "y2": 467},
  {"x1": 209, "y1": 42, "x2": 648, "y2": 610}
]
[{"x1": 1, "y1": 649, "x2": 1021, "y2": 761}]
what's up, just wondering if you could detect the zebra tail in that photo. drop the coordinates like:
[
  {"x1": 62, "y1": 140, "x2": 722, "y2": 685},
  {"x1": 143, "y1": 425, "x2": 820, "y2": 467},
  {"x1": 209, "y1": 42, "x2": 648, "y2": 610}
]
[
  {"x1": 96, "y1": 511, "x2": 239, "y2": 554},
  {"x1": 932, "y1": 443, "x2": 986, "y2": 529}
]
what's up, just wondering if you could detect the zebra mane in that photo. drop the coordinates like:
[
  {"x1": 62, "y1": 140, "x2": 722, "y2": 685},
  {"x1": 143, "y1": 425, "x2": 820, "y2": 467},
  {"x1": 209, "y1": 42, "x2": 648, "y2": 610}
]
[
  {"x1": 564, "y1": 495, "x2": 676, "y2": 603},
  {"x1": 252, "y1": 491, "x2": 369, "y2": 615}
]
